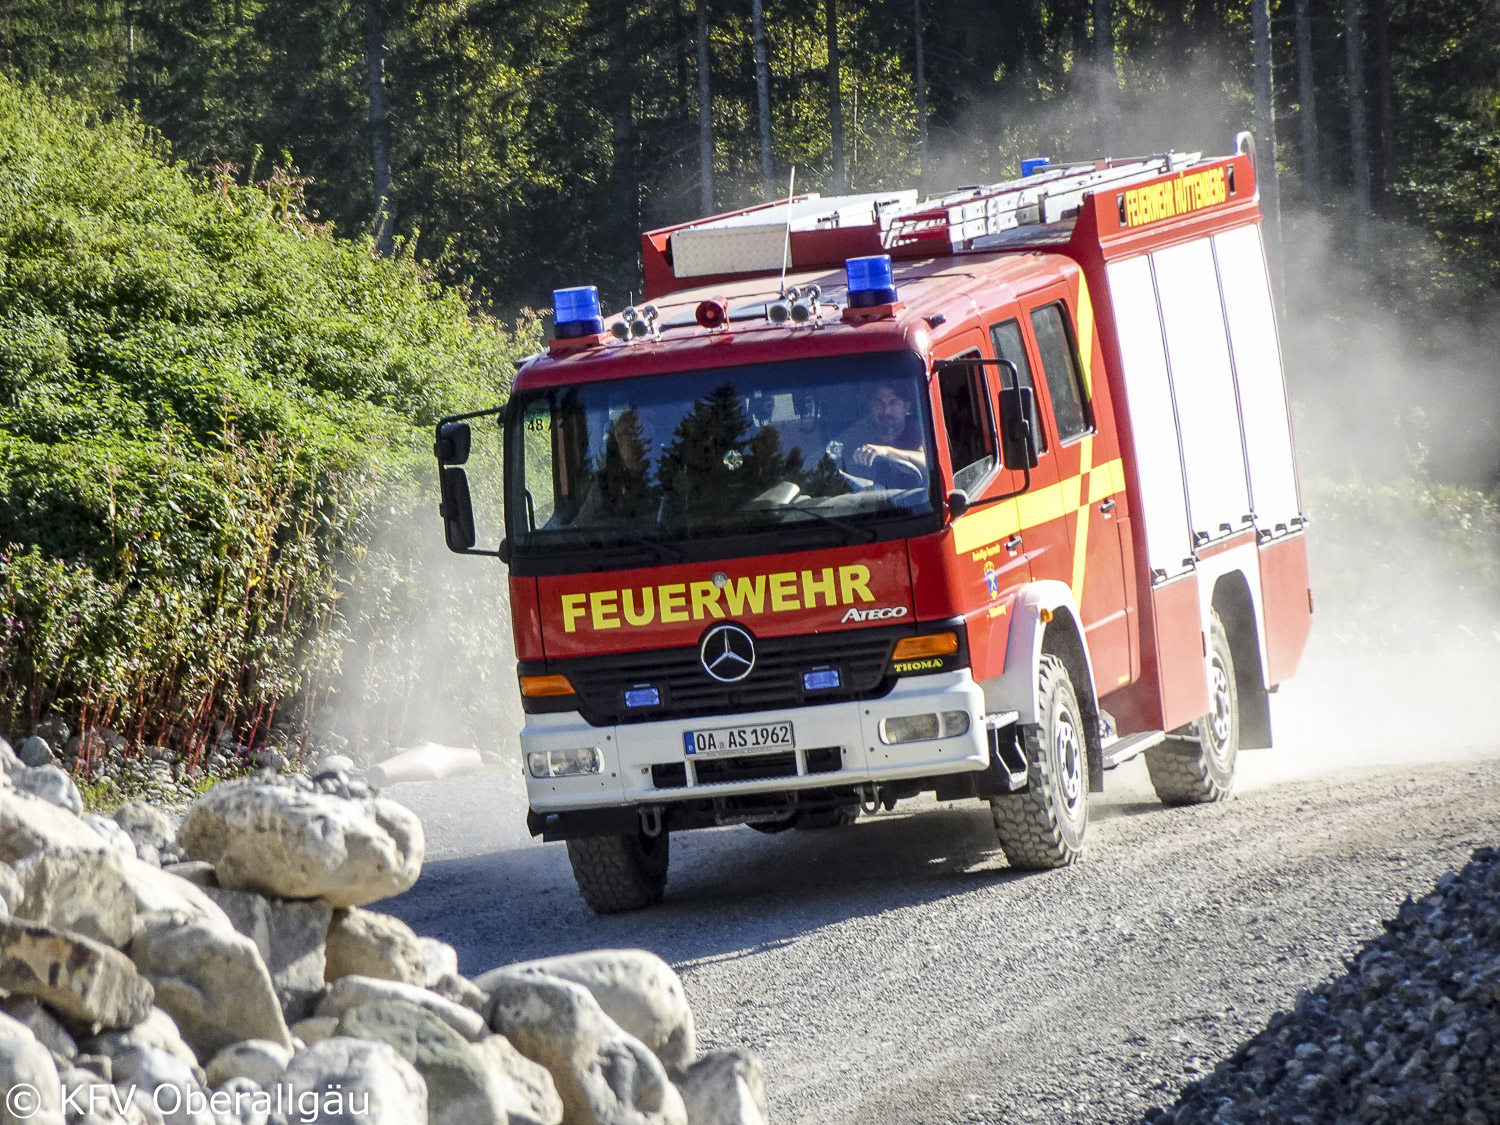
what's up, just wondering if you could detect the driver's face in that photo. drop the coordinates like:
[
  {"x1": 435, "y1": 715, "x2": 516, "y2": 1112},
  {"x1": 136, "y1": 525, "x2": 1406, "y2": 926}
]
[{"x1": 869, "y1": 387, "x2": 911, "y2": 442}]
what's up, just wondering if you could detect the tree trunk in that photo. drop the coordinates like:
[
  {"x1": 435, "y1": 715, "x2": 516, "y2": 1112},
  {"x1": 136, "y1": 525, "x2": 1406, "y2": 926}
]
[
  {"x1": 607, "y1": 0, "x2": 638, "y2": 262},
  {"x1": 913, "y1": 0, "x2": 927, "y2": 190},
  {"x1": 752, "y1": 0, "x2": 774, "y2": 200},
  {"x1": 1345, "y1": 0, "x2": 1371, "y2": 221},
  {"x1": 826, "y1": 0, "x2": 845, "y2": 194},
  {"x1": 1093, "y1": 0, "x2": 1114, "y2": 153},
  {"x1": 1371, "y1": 0, "x2": 1396, "y2": 205},
  {"x1": 696, "y1": 0, "x2": 714, "y2": 214},
  {"x1": 364, "y1": 0, "x2": 393, "y2": 257},
  {"x1": 1251, "y1": 0, "x2": 1282, "y2": 283},
  {"x1": 672, "y1": 0, "x2": 689, "y2": 118},
  {"x1": 1295, "y1": 0, "x2": 1319, "y2": 203}
]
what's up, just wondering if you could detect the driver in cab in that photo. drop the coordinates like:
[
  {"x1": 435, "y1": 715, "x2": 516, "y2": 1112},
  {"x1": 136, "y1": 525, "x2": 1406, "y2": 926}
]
[{"x1": 836, "y1": 382, "x2": 927, "y2": 487}]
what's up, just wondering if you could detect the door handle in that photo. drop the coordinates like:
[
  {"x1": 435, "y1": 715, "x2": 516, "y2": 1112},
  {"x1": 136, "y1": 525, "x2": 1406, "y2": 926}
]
[
  {"x1": 1004, "y1": 535, "x2": 1023, "y2": 552},
  {"x1": 1099, "y1": 498, "x2": 1117, "y2": 514}
]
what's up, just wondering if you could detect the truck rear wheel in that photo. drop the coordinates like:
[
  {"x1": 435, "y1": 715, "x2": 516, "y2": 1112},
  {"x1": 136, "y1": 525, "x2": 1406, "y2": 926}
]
[
  {"x1": 1145, "y1": 611, "x2": 1239, "y2": 805},
  {"x1": 564, "y1": 828, "x2": 670, "y2": 914},
  {"x1": 990, "y1": 653, "x2": 1089, "y2": 869}
]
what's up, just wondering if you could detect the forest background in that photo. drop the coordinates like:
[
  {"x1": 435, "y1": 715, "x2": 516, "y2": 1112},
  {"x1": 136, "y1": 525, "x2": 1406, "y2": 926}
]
[{"x1": 0, "y1": 0, "x2": 1496, "y2": 787}]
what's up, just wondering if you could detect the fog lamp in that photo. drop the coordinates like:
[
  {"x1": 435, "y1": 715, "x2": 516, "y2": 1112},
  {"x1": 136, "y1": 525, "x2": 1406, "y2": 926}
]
[
  {"x1": 878, "y1": 710, "x2": 970, "y2": 745},
  {"x1": 527, "y1": 747, "x2": 604, "y2": 778},
  {"x1": 879, "y1": 713, "x2": 940, "y2": 744}
]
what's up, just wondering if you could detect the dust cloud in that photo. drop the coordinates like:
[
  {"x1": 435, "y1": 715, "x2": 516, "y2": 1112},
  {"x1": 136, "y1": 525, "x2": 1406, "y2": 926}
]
[
  {"x1": 913, "y1": 53, "x2": 1500, "y2": 787},
  {"x1": 367, "y1": 61, "x2": 1500, "y2": 802},
  {"x1": 1245, "y1": 203, "x2": 1500, "y2": 789}
]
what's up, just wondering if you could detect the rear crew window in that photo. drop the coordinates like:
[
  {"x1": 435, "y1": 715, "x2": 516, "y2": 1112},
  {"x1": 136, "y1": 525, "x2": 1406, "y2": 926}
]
[
  {"x1": 938, "y1": 352, "x2": 997, "y2": 493},
  {"x1": 989, "y1": 318, "x2": 1047, "y2": 454},
  {"x1": 1030, "y1": 303, "x2": 1092, "y2": 444}
]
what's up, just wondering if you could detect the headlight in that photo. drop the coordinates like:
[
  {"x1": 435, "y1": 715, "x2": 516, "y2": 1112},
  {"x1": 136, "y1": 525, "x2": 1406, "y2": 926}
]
[
  {"x1": 878, "y1": 710, "x2": 970, "y2": 745},
  {"x1": 527, "y1": 747, "x2": 604, "y2": 778}
]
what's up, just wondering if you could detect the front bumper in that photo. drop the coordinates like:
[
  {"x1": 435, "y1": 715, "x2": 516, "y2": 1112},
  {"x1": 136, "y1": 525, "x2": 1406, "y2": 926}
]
[{"x1": 521, "y1": 669, "x2": 988, "y2": 812}]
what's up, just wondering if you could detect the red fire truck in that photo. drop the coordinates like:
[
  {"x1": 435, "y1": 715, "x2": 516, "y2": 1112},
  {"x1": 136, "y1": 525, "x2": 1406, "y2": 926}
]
[{"x1": 435, "y1": 135, "x2": 1312, "y2": 913}]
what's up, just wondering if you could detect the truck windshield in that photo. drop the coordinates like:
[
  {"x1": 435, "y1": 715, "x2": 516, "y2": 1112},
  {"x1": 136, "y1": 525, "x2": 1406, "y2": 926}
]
[{"x1": 507, "y1": 351, "x2": 935, "y2": 555}]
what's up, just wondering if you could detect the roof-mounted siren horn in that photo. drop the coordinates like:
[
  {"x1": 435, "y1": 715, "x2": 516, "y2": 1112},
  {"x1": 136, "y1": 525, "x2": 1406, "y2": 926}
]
[
  {"x1": 553, "y1": 286, "x2": 604, "y2": 340},
  {"x1": 845, "y1": 255, "x2": 897, "y2": 308},
  {"x1": 790, "y1": 283, "x2": 821, "y2": 323},
  {"x1": 611, "y1": 305, "x2": 662, "y2": 341},
  {"x1": 695, "y1": 296, "x2": 729, "y2": 330},
  {"x1": 768, "y1": 286, "x2": 795, "y2": 325},
  {"x1": 631, "y1": 305, "x2": 660, "y2": 339}
]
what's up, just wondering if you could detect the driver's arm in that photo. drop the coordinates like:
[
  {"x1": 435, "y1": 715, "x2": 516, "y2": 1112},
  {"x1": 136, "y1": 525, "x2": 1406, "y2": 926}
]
[{"x1": 851, "y1": 443, "x2": 926, "y2": 470}]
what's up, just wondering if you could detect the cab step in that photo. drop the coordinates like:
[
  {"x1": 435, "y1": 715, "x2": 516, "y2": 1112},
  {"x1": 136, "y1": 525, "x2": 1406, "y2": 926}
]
[
  {"x1": 1100, "y1": 730, "x2": 1167, "y2": 770},
  {"x1": 984, "y1": 711, "x2": 1026, "y2": 790}
]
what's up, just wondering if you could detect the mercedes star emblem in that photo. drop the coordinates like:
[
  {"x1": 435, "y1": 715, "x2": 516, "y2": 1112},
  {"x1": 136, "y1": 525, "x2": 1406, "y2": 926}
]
[{"x1": 700, "y1": 623, "x2": 756, "y2": 683}]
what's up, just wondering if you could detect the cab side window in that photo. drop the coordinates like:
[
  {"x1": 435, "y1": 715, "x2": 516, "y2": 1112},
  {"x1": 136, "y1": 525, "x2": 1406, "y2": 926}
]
[
  {"x1": 1030, "y1": 303, "x2": 1092, "y2": 444},
  {"x1": 989, "y1": 318, "x2": 1047, "y2": 454},
  {"x1": 938, "y1": 352, "x2": 997, "y2": 493}
]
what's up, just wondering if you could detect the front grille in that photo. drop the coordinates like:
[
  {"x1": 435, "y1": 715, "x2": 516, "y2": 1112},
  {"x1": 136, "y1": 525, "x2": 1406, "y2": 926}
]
[
  {"x1": 547, "y1": 626, "x2": 911, "y2": 726},
  {"x1": 651, "y1": 745, "x2": 842, "y2": 789}
]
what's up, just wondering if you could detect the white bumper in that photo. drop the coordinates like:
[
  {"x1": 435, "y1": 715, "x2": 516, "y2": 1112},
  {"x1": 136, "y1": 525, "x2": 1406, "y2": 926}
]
[{"x1": 522, "y1": 670, "x2": 989, "y2": 811}]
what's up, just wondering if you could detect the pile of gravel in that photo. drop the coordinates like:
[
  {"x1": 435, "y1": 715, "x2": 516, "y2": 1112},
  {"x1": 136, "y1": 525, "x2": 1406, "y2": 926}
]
[{"x1": 1145, "y1": 846, "x2": 1500, "y2": 1124}]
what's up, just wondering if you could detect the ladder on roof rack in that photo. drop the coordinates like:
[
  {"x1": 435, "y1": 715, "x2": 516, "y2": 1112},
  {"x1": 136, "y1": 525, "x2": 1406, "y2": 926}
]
[{"x1": 882, "y1": 152, "x2": 1203, "y2": 252}]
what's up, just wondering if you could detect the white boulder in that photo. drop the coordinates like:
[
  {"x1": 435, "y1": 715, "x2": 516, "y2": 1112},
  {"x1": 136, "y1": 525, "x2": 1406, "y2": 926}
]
[
  {"x1": 281, "y1": 1037, "x2": 428, "y2": 1125},
  {"x1": 486, "y1": 971, "x2": 687, "y2": 1125},
  {"x1": 177, "y1": 782, "x2": 423, "y2": 907}
]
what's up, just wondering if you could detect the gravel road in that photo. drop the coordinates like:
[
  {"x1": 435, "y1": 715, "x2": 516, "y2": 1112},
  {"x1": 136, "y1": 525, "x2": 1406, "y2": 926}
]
[{"x1": 380, "y1": 648, "x2": 1500, "y2": 1124}]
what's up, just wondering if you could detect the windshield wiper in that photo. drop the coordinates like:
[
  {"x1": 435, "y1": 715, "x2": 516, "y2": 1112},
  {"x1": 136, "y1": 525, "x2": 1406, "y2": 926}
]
[
  {"x1": 771, "y1": 505, "x2": 878, "y2": 543},
  {"x1": 583, "y1": 531, "x2": 684, "y2": 563}
]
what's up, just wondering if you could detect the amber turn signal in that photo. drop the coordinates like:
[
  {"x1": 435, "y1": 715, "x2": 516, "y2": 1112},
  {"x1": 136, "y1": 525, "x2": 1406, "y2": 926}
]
[
  {"x1": 519, "y1": 674, "x2": 576, "y2": 698},
  {"x1": 891, "y1": 632, "x2": 959, "y2": 661}
]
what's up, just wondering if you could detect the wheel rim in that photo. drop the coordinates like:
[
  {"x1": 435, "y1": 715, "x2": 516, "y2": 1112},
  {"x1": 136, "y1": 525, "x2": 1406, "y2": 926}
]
[
  {"x1": 1205, "y1": 654, "x2": 1234, "y2": 762},
  {"x1": 1054, "y1": 705, "x2": 1084, "y2": 815}
]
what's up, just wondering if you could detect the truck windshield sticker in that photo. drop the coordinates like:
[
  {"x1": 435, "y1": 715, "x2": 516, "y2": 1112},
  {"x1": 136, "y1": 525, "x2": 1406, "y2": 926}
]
[
  {"x1": 1122, "y1": 166, "x2": 1229, "y2": 229},
  {"x1": 522, "y1": 400, "x2": 549, "y2": 433}
]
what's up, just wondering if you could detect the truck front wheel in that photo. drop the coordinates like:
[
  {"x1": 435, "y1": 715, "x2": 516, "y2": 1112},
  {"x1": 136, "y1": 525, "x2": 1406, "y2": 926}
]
[
  {"x1": 1145, "y1": 610, "x2": 1239, "y2": 805},
  {"x1": 990, "y1": 653, "x2": 1089, "y2": 869},
  {"x1": 565, "y1": 828, "x2": 670, "y2": 914}
]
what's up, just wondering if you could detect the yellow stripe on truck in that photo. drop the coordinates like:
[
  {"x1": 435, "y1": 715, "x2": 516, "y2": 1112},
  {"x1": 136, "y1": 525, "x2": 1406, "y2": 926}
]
[
  {"x1": 952, "y1": 458, "x2": 1124, "y2": 555},
  {"x1": 1070, "y1": 437, "x2": 1094, "y2": 603}
]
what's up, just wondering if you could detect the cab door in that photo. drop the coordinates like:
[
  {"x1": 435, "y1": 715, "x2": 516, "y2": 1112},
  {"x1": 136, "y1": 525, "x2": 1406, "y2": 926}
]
[
  {"x1": 985, "y1": 315, "x2": 1071, "y2": 609},
  {"x1": 1014, "y1": 286, "x2": 1132, "y2": 692},
  {"x1": 927, "y1": 331, "x2": 1031, "y2": 683}
]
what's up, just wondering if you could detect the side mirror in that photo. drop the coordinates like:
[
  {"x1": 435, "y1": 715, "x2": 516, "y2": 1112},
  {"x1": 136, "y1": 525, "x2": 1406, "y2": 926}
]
[
  {"x1": 947, "y1": 489, "x2": 971, "y2": 518},
  {"x1": 434, "y1": 421, "x2": 472, "y2": 465},
  {"x1": 439, "y1": 466, "x2": 477, "y2": 552},
  {"x1": 998, "y1": 386, "x2": 1040, "y2": 470}
]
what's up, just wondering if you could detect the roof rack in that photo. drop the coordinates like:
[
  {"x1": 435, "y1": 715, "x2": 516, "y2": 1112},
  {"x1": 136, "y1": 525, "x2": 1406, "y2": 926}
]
[{"x1": 642, "y1": 150, "x2": 1221, "y2": 296}]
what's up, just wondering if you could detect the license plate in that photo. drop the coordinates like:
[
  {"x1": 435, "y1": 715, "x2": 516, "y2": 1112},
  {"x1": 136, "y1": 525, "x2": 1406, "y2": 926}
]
[{"x1": 683, "y1": 722, "x2": 795, "y2": 758}]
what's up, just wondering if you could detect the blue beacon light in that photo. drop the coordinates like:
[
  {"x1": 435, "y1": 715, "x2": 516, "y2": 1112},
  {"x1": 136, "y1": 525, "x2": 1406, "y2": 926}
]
[
  {"x1": 1021, "y1": 157, "x2": 1051, "y2": 176},
  {"x1": 844, "y1": 255, "x2": 898, "y2": 308},
  {"x1": 552, "y1": 285, "x2": 605, "y2": 339}
]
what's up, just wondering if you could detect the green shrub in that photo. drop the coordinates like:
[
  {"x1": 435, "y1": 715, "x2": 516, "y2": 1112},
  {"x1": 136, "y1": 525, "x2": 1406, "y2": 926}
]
[{"x1": 0, "y1": 76, "x2": 534, "y2": 762}]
